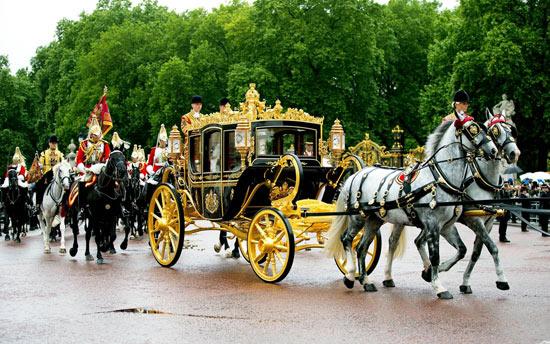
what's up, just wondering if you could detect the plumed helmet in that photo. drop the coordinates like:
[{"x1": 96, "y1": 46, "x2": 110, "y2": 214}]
[
  {"x1": 453, "y1": 89, "x2": 470, "y2": 103},
  {"x1": 191, "y1": 95, "x2": 203, "y2": 104},
  {"x1": 88, "y1": 114, "x2": 102, "y2": 137},
  {"x1": 157, "y1": 124, "x2": 168, "y2": 145},
  {"x1": 111, "y1": 132, "x2": 123, "y2": 149},
  {"x1": 131, "y1": 144, "x2": 140, "y2": 160},
  {"x1": 12, "y1": 147, "x2": 25, "y2": 165}
]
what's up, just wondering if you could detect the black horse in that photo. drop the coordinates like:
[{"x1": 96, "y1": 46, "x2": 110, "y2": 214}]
[
  {"x1": 119, "y1": 164, "x2": 145, "y2": 250},
  {"x1": 1, "y1": 170, "x2": 28, "y2": 243},
  {"x1": 69, "y1": 151, "x2": 127, "y2": 264}
]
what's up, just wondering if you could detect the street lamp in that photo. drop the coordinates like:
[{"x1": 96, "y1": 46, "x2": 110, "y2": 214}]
[
  {"x1": 168, "y1": 125, "x2": 182, "y2": 161},
  {"x1": 329, "y1": 119, "x2": 345, "y2": 161},
  {"x1": 235, "y1": 119, "x2": 251, "y2": 170}
]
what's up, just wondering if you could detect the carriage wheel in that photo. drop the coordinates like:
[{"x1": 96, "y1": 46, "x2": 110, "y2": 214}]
[
  {"x1": 334, "y1": 229, "x2": 381, "y2": 277},
  {"x1": 148, "y1": 183, "x2": 184, "y2": 267},
  {"x1": 237, "y1": 238, "x2": 249, "y2": 262},
  {"x1": 247, "y1": 208, "x2": 295, "y2": 283}
]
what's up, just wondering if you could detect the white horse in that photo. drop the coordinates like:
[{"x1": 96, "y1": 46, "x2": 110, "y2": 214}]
[
  {"x1": 383, "y1": 116, "x2": 521, "y2": 293},
  {"x1": 38, "y1": 160, "x2": 72, "y2": 254},
  {"x1": 325, "y1": 116, "x2": 499, "y2": 299}
]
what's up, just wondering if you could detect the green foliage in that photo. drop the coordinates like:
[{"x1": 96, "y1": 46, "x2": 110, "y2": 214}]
[
  {"x1": 421, "y1": 0, "x2": 549, "y2": 171},
  {"x1": 0, "y1": 0, "x2": 545, "y2": 171}
]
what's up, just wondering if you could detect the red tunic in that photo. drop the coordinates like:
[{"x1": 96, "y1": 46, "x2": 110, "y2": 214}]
[{"x1": 76, "y1": 139, "x2": 111, "y2": 168}]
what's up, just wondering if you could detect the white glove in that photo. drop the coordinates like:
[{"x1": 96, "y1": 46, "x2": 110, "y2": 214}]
[{"x1": 77, "y1": 163, "x2": 86, "y2": 173}]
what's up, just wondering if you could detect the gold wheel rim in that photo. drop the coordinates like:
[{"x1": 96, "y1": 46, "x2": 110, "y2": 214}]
[
  {"x1": 238, "y1": 238, "x2": 249, "y2": 262},
  {"x1": 248, "y1": 209, "x2": 291, "y2": 282},
  {"x1": 148, "y1": 185, "x2": 181, "y2": 266},
  {"x1": 335, "y1": 229, "x2": 378, "y2": 276}
]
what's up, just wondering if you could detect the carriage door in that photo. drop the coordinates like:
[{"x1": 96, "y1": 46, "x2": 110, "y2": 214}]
[{"x1": 202, "y1": 128, "x2": 223, "y2": 220}]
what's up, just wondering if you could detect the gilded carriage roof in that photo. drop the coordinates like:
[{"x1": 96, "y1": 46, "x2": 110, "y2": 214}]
[{"x1": 185, "y1": 83, "x2": 323, "y2": 131}]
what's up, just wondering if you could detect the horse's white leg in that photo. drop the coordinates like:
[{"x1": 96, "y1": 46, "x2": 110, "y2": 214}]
[
  {"x1": 425, "y1": 222, "x2": 452, "y2": 299},
  {"x1": 438, "y1": 224, "x2": 467, "y2": 272},
  {"x1": 43, "y1": 215, "x2": 52, "y2": 254},
  {"x1": 461, "y1": 217, "x2": 508, "y2": 293},
  {"x1": 59, "y1": 215, "x2": 66, "y2": 254},
  {"x1": 341, "y1": 215, "x2": 365, "y2": 288},
  {"x1": 384, "y1": 224, "x2": 404, "y2": 286},
  {"x1": 413, "y1": 230, "x2": 432, "y2": 282}
]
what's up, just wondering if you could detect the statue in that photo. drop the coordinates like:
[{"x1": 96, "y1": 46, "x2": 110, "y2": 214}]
[{"x1": 492, "y1": 94, "x2": 515, "y2": 120}]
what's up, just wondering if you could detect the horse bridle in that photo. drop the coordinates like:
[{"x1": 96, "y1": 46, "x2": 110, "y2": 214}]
[
  {"x1": 95, "y1": 151, "x2": 127, "y2": 200},
  {"x1": 6, "y1": 170, "x2": 20, "y2": 205},
  {"x1": 47, "y1": 166, "x2": 70, "y2": 206}
]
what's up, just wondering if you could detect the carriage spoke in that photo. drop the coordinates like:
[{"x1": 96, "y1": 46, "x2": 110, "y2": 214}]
[
  {"x1": 271, "y1": 252, "x2": 277, "y2": 273},
  {"x1": 263, "y1": 254, "x2": 272, "y2": 275},
  {"x1": 169, "y1": 235, "x2": 177, "y2": 253},
  {"x1": 274, "y1": 250, "x2": 284, "y2": 265},
  {"x1": 155, "y1": 199, "x2": 163, "y2": 217},
  {"x1": 254, "y1": 252, "x2": 265, "y2": 264},
  {"x1": 273, "y1": 230, "x2": 286, "y2": 243},
  {"x1": 160, "y1": 239, "x2": 167, "y2": 259},
  {"x1": 254, "y1": 224, "x2": 268, "y2": 239},
  {"x1": 274, "y1": 244, "x2": 288, "y2": 252},
  {"x1": 168, "y1": 226, "x2": 178, "y2": 237},
  {"x1": 152, "y1": 213, "x2": 162, "y2": 222}
]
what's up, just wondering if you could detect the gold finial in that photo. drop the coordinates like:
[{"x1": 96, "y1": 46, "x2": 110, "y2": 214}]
[{"x1": 274, "y1": 99, "x2": 283, "y2": 114}]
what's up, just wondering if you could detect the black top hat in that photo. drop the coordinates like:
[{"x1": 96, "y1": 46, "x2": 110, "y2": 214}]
[
  {"x1": 453, "y1": 89, "x2": 470, "y2": 103},
  {"x1": 49, "y1": 135, "x2": 59, "y2": 143},
  {"x1": 219, "y1": 97, "x2": 229, "y2": 106},
  {"x1": 191, "y1": 95, "x2": 203, "y2": 104}
]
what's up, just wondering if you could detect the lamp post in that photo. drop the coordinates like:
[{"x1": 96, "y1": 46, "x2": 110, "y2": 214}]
[
  {"x1": 329, "y1": 119, "x2": 345, "y2": 162},
  {"x1": 168, "y1": 125, "x2": 182, "y2": 161},
  {"x1": 390, "y1": 125, "x2": 404, "y2": 167},
  {"x1": 235, "y1": 119, "x2": 251, "y2": 170}
]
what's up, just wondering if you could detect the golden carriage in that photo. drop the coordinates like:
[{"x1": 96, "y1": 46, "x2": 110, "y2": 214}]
[{"x1": 147, "y1": 84, "x2": 381, "y2": 283}]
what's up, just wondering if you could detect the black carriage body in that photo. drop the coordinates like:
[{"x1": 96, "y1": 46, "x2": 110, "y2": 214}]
[{"x1": 184, "y1": 119, "x2": 334, "y2": 221}]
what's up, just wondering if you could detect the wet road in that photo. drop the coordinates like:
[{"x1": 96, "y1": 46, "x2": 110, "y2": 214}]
[{"x1": 0, "y1": 223, "x2": 549, "y2": 344}]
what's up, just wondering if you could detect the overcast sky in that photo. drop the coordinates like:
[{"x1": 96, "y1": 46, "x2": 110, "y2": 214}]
[{"x1": 0, "y1": 0, "x2": 458, "y2": 74}]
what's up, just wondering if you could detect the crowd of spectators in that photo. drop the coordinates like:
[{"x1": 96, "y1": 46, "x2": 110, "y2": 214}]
[{"x1": 498, "y1": 178, "x2": 549, "y2": 242}]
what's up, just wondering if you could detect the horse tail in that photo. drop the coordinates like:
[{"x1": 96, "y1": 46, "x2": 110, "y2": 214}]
[
  {"x1": 393, "y1": 225, "x2": 407, "y2": 259},
  {"x1": 324, "y1": 188, "x2": 349, "y2": 261}
]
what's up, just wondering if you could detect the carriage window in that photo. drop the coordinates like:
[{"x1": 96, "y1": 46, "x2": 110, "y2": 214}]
[
  {"x1": 190, "y1": 135, "x2": 201, "y2": 173},
  {"x1": 256, "y1": 127, "x2": 317, "y2": 157},
  {"x1": 203, "y1": 130, "x2": 221, "y2": 173},
  {"x1": 224, "y1": 131, "x2": 241, "y2": 172}
]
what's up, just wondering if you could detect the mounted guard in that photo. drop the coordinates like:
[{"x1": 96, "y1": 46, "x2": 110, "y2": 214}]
[
  {"x1": 2, "y1": 147, "x2": 27, "y2": 188},
  {"x1": 34, "y1": 135, "x2": 64, "y2": 208},
  {"x1": 145, "y1": 124, "x2": 169, "y2": 176}
]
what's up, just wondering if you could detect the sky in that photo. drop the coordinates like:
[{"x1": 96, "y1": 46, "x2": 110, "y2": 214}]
[{"x1": 0, "y1": 0, "x2": 458, "y2": 74}]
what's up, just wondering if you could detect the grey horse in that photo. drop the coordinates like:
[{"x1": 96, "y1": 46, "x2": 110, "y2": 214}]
[
  {"x1": 325, "y1": 115, "x2": 498, "y2": 299},
  {"x1": 383, "y1": 115, "x2": 520, "y2": 293},
  {"x1": 37, "y1": 160, "x2": 72, "y2": 254}
]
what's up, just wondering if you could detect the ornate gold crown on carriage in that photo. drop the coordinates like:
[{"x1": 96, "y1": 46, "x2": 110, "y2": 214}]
[{"x1": 148, "y1": 84, "x2": 380, "y2": 283}]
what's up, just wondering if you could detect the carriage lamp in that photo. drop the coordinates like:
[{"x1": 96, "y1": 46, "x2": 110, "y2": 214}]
[
  {"x1": 168, "y1": 125, "x2": 182, "y2": 161},
  {"x1": 329, "y1": 119, "x2": 345, "y2": 161},
  {"x1": 235, "y1": 119, "x2": 251, "y2": 169}
]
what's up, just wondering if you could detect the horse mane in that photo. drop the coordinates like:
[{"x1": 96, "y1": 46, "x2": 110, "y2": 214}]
[{"x1": 425, "y1": 120, "x2": 453, "y2": 158}]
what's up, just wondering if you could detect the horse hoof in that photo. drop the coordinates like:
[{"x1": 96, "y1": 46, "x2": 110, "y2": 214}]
[
  {"x1": 496, "y1": 281, "x2": 510, "y2": 290},
  {"x1": 421, "y1": 266, "x2": 432, "y2": 282},
  {"x1": 459, "y1": 285, "x2": 472, "y2": 294},
  {"x1": 363, "y1": 283, "x2": 377, "y2": 292},
  {"x1": 16, "y1": 238, "x2": 21, "y2": 243},
  {"x1": 343, "y1": 277, "x2": 355, "y2": 289},
  {"x1": 85, "y1": 254, "x2": 94, "y2": 261},
  {"x1": 120, "y1": 241, "x2": 128, "y2": 250},
  {"x1": 214, "y1": 243, "x2": 221, "y2": 253},
  {"x1": 231, "y1": 249, "x2": 240, "y2": 259},
  {"x1": 96, "y1": 258, "x2": 105, "y2": 265},
  {"x1": 437, "y1": 291, "x2": 453, "y2": 300},
  {"x1": 383, "y1": 279, "x2": 395, "y2": 288},
  {"x1": 44, "y1": 248, "x2": 51, "y2": 254},
  {"x1": 59, "y1": 248, "x2": 66, "y2": 255},
  {"x1": 109, "y1": 248, "x2": 117, "y2": 254},
  {"x1": 69, "y1": 248, "x2": 78, "y2": 257}
]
